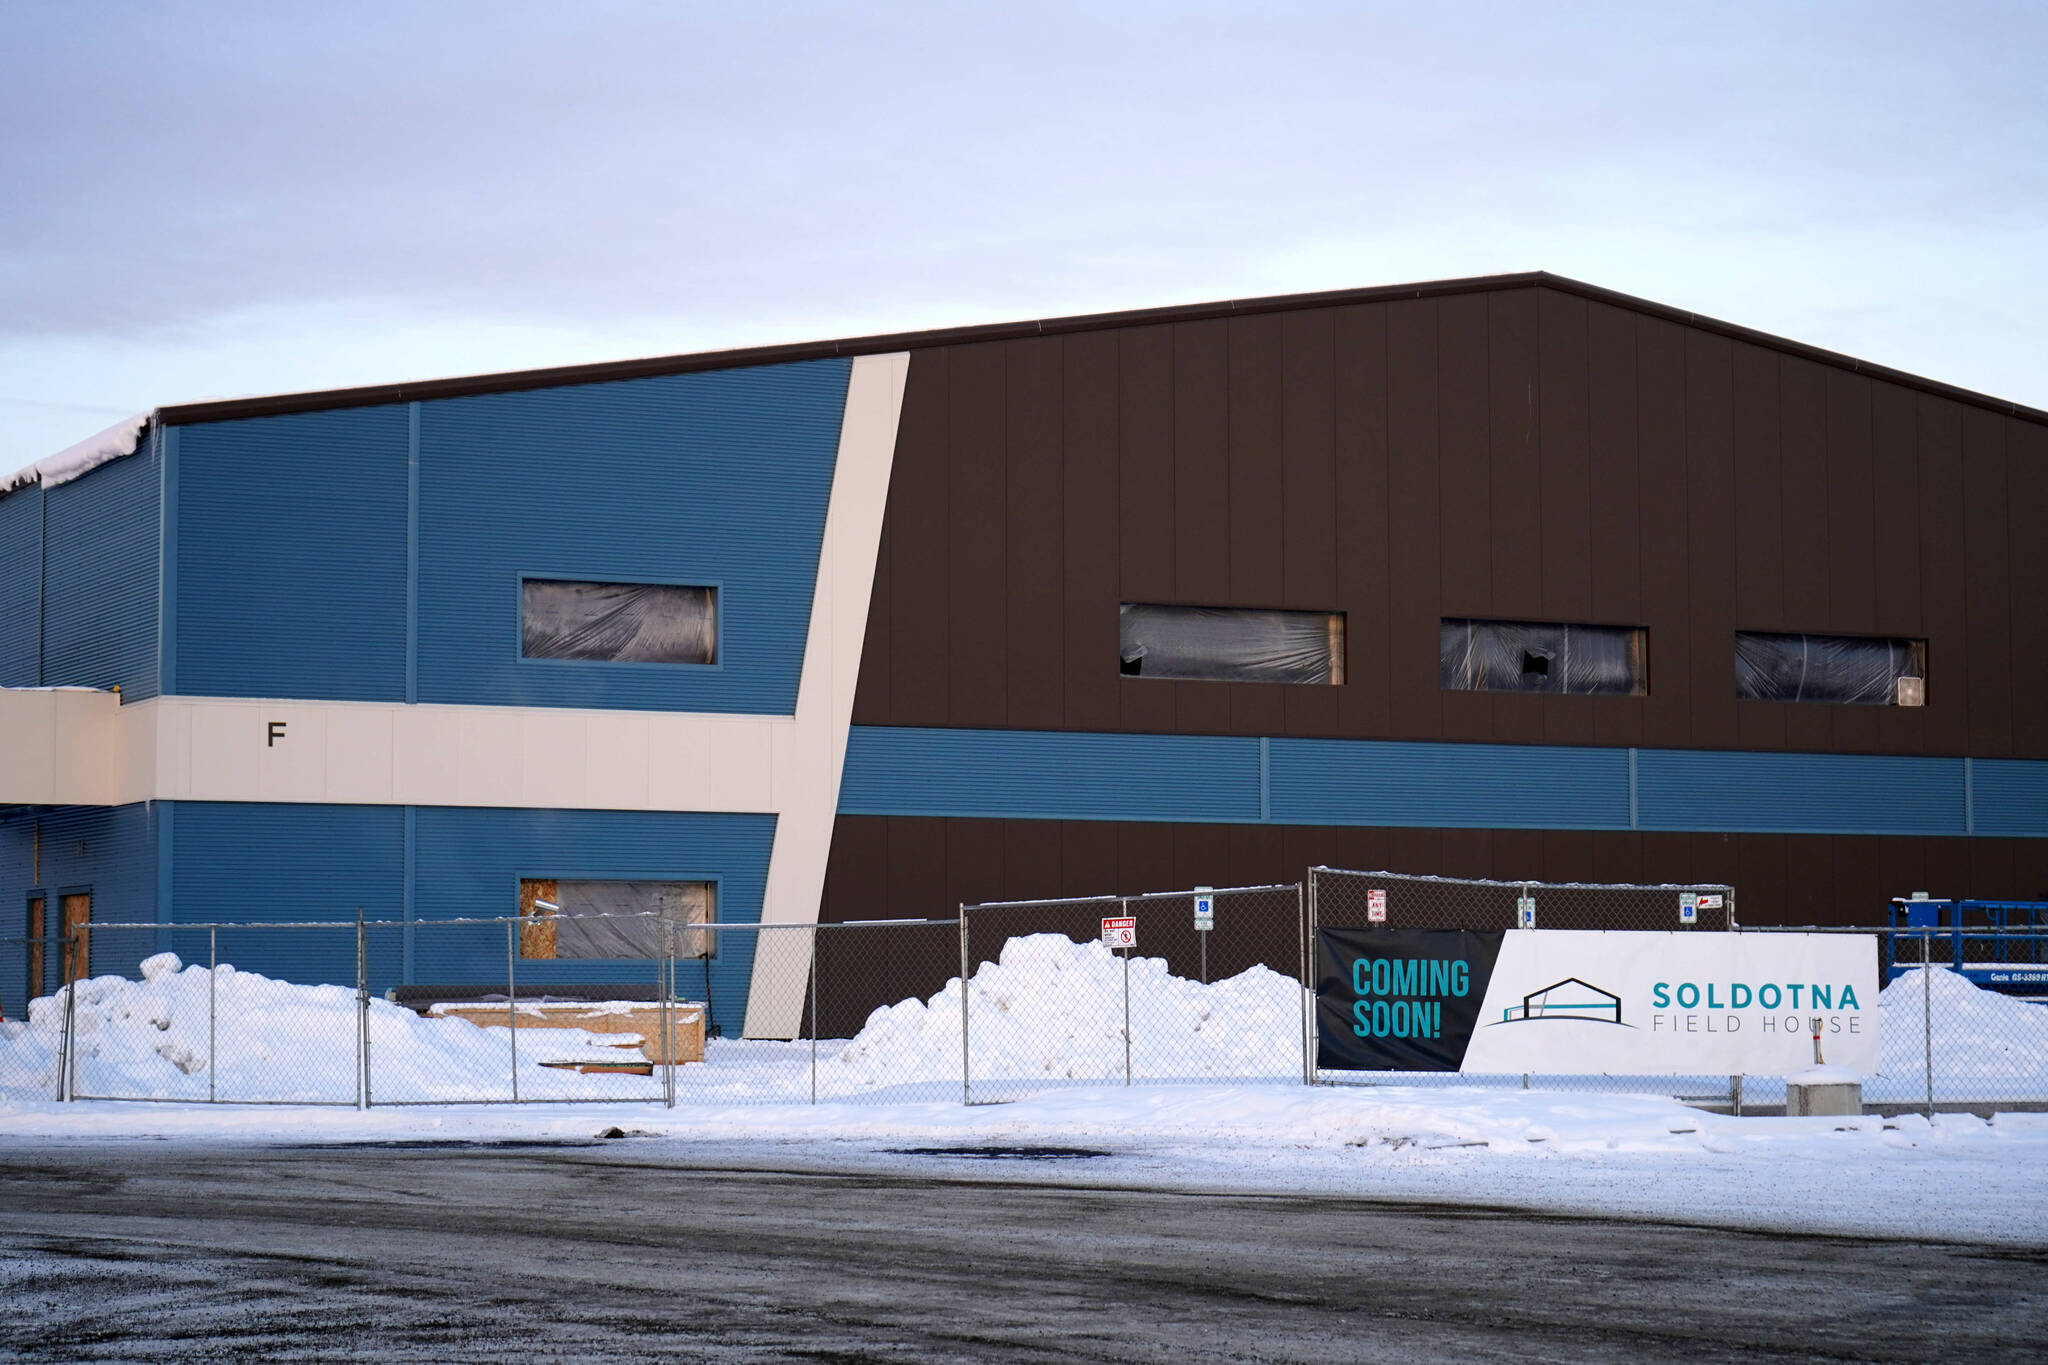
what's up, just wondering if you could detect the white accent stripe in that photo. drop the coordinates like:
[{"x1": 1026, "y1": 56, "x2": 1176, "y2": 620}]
[{"x1": 745, "y1": 352, "x2": 908, "y2": 1036}]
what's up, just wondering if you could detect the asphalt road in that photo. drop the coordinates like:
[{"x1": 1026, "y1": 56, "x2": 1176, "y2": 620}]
[{"x1": 0, "y1": 1140, "x2": 2041, "y2": 1363}]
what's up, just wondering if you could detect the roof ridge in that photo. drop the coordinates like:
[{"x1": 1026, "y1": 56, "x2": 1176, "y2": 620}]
[{"x1": 102, "y1": 270, "x2": 2048, "y2": 430}]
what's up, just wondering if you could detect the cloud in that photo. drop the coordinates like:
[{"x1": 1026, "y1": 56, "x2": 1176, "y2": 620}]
[{"x1": 0, "y1": 0, "x2": 2042, "y2": 463}]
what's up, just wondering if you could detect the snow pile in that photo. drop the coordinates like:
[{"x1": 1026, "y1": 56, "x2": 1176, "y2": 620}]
[
  {"x1": 0, "y1": 955, "x2": 662, "y2": 1103},
  {"x1": 829, "y1": 933, "x2": 1304, "y2": 1090},
  {"x1": 0, "y1": 413, "x2": 149, "y2": 497},
  {"x1": 1876, "y1": 967, "x2": 2048, "y2": 1099}
]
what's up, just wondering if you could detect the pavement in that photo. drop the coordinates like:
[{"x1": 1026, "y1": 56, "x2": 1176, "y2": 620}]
[{"x1": 2, "y1": 1139, "x2": 2043, "y2": 1362}]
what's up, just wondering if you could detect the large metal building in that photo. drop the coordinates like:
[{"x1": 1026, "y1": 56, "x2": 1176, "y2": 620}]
[{"x1": 4, "y1": 272, "x2": 2044, "y2": 1032}]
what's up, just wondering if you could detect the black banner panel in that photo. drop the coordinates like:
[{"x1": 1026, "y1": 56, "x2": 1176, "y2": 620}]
[{"x1": 1315, "y1": 928, "x2": 1505, "y2": 1071}]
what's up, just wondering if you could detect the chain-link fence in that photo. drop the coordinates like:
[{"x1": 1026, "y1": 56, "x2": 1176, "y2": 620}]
[
  {"x1": 1308, "y1": 867, "x2": 1742, "y2": 1102},
  {"x1": 5, "y1": 914, "x2": 979, "y2": 1108},
  {"x1": 1312, "y1": 866, "x2": 1736, "y2": 934},
  {"x1": 958, "y1": 884, "x2": 1307, "y2": 1105},
  {"x1": 22, "y1": 891, "x2": 2046, "y2": 1116},
  {"x1": 1736, "y1": 925, "x2": 2048, "y2": 1116},
  {"x1": 0, "y1": 932, "x2": 60, "y2": 1098}
]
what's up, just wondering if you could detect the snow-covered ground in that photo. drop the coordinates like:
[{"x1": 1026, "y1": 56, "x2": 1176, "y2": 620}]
[
  {"x1": 5, "y1": 937, "x2": 2048, "y2": 1246},
  {"x1": 3, "y1": 1084, "x2": 2045, "y2": 1246}
]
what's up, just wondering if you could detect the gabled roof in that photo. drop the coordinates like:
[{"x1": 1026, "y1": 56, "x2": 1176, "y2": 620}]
[{"x1": 150, "y1": 271, "x2": 2045, "y2": 429}]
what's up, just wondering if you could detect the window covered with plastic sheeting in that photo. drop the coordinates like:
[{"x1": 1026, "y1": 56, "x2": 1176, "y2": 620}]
[
  {"x1": 1118, "y1": 603, "x2": 1345, "y2": 685},
  {"x1": 519, "y1": 879, "x2": 714, "y2": 960},
  {"x1": 1735, "y1": 631, "x2": 1926, "y2": 706},
  {"x1": 1439, "y1": 618, "x2": 1647, "y2": 696},
  {"x1": 520, "y1": 579, "x2": 716, "y2": 664}
]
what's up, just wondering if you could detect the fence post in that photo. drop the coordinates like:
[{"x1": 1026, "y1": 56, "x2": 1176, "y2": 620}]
[
  {"x1": 1922, "y1": 927, "x2": 1934, "y2": 1120},
  {"x1": 661, "y1": 948, "x2": 675, "y2": 1109},
  {"x1": 1297, "y1": 880, "x2": 1312, "y2": 1086},
  {"x1": 1121, "y1": 897, "x2": 1132, "y2": 1087},
  {"x1": 58, "y1": 938, "x2": 75, "y2": 1103},
  {"x1": 809, "y1": 926, "x2": 819, "y2": 1106},
  {"x1": 1305, "y1": 871, "x2": 1319, "y2": 1087},
  {"x1": 506, "y1": 919, "x2": 520, "y2": 1104},
  {"x1": 958, "y1": 906, "x2": 970, "y2": 1106},
  {"x1": 208, "y1": 927, "x2": 218, "y2": 1105},
  {"x1": 356, "y1": 908, "x2": 369, "y2": 1111}
]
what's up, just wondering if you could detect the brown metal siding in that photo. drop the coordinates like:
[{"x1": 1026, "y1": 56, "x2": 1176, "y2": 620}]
[
  {"x1": 1062, "y1": 330, "x2": 1120, "y2": 731},
  {"x1": 1732, "y1": 340, "x2": 1786, "y2": 752},
  {"x1": 1385, "y1": 299, "x2": 1443, "y2": 740},
  {"x1": 852, "y1": 284, "x2": 2044, "y2": 761},
  {"x1": 1331, "y1": 304, "x2": 1393, "y2": 738},
  {"x1": 1585, "y1": 302, "x2": 1646, "y2": 751},
  {"x1": 2010, "y1": 421, "x2": 2048, "y2": 757},
  {"x1": 1279, "y1": 308, "x2": 1340, "y2": 738},
  {"x1": 823, "y1": 816, "x2": 2048, "y2": 928}
]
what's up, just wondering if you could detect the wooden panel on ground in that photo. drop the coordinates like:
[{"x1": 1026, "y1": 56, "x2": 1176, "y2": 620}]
[{"x1": 431, "y1": 1000, "x2": 707, "y2": 1064}]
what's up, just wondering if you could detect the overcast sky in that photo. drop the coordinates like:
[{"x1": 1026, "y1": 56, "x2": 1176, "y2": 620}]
[{"x1": 4, "y1": 1, "x2": 2043, "y2": 467}]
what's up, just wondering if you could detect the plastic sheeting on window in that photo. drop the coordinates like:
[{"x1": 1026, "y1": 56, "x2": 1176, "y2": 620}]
[
  {"x1": 1439, "y1": 618, "x2": 1646, "y2": 696},
  {"x1": 528, "y1": 881, "x2": 714, "y2": 960},
  {"x1": 1119, "y1": 603, "x2": 1344, "y2": 685},
  {"x1": 1735, "y1": 632, "x2": 1925, "y2": 706},
  {"x1": 521, "y1": 580, "x2": 716, "y2": 665}
]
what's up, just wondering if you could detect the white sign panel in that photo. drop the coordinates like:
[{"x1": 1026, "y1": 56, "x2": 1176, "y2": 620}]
[
  {"x1": 1458, "y1": 931, "x2": 1878, "y2": 1076},
  {"x1": 1193, "y1": 889, "x2": 1214, "y2": 931},
  {"x1": 1101, "y1": 916, "x2": 1137, "y2": 950},
  {"x1": 1367, "y1": 889, "x2": 1387, "y2": 923}
]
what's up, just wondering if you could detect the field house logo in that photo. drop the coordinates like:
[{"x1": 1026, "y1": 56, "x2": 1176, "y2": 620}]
[{"x1": 1490, "y1": 977, "x2": 1631, "y2": 1028}]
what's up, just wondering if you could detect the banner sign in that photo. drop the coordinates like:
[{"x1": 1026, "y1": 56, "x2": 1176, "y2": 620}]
[{"x1": 1316, "y1": 929, "x2": 1877, "y2": 1075}]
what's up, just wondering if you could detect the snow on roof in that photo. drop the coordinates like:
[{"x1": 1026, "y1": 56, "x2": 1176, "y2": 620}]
[{"x1": 0, "y1": 413, "x2": 152, "y2": 500}]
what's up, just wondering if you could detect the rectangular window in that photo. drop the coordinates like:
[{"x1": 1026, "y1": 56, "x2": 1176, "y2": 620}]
[
  {"x1": 1735, "y1": 631, "x2": 1926, "y2": 706},
  {"x1": 1118, "y1": 603, "x2": 1344, "y2": 685},
  {"x1": 521, "y1": 579, "x2": 716, "y2": 665},
  {"x1": 1440, "y1": 618, "x2": 1647, "y2": 696},
  {"x1": 519, "y1": 879, "x2": 714, "y2": 959}
]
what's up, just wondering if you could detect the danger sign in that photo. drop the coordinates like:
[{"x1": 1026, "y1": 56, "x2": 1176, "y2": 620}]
[
  {"x1": 1101, "y1": 916, "x2": 1137, "y2": 950},
  {"x1": 1367, "y1": 889, "x2": 1387, "y2": 923}
]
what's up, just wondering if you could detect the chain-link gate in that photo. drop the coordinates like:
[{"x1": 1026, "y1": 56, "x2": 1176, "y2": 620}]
[
  {"x1": 1308, "y1": 867, "x2": 1740, "y2": 1101},
  {"x1": 1736, "y1": 924, "x2": 2048, "y2": 1115},
  {"x1": 958, "y1": 884, "x2": 1306, "y2": 1105}
]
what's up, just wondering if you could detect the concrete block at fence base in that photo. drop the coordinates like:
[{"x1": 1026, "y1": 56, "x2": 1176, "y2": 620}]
[{"x1": 1784, "y1": 1064, "x2": 1863, "y2": 1117}]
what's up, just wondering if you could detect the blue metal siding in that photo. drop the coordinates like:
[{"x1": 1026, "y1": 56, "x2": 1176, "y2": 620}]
[
  {"x1": 40, "y1": 447, "x2": 161, "y2": 698},
  {"x1": 167, "y1": 802, "x2": 405, "y2": 988},
  {"x1": 412, "y1": 807, "x2": 776, "y2": 1033},
  {"x1": 0, "y1": 805, "x2": 159, "y2": 1006},
  {"x1": 840, "y1": 726, "x2": 2042, "y2": 840},
  {"x1": 1635, "y1": 749, "x2": 1965, "y2": 836},
  {"x1": 0, "y1": 484, "x2": 41, "y2": 687},
  {"x1": 173, "y1": 409, "x2": 409, "y2": 700},
  {"x1": 840, "y1": 726, "x2": 1263, "y2": 823},
  {"x1": 1973, "y1": 760, "x2": 2048, "y2": 837},
  {"x1": 0, "y1": 811, "x2": 43, "y2": 1018},
  {"x1": 415, "y1": 360, "x2": 850, "y2": 714},
  {"x1": 1269, "y1": 737, "x2": 1632, "y2": 829}
]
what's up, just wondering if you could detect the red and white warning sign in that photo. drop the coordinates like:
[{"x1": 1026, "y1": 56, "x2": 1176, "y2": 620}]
[
  {"x1": 1100, "y1": 916, "x2": 1137, "y2": 949},
  {"x1": 1367, "y1": 889, "x2": 1388, "y2": 923}
]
